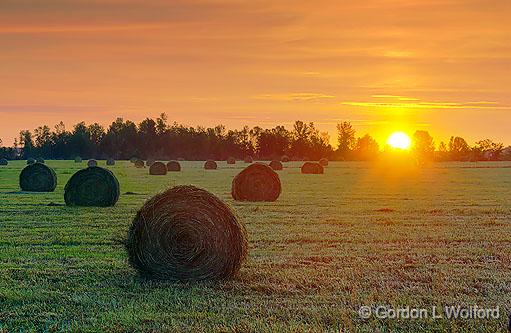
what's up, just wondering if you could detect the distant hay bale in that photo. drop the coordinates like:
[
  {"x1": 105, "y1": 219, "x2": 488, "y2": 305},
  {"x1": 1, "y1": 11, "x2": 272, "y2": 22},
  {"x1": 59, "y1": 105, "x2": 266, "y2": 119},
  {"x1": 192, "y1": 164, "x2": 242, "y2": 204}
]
[
  {"x1": 244, "y1": 156, "x2": 253, "y2": 163},
  {"x1": 146, "y1": 159, "x2": 155, "y2": 167},
  {"x1": 0, "y1": 158, "x2": 8, "y2": 166},
  {"x1": 36, "y1": 157, "x2": 45, "y2": 164},
  {"x1": 64, "y1": 166, "x2": 120, "y2": 207},
  {"x1": 226, "y1": 157, "x2": 236, "y2": 164},
  {"x1": 74, "y1": 156, "x2": 82, "y2": 163},
  {"x1": 204, "y1": 160, "x2": 217, "y2": 170},
  {"x1": 106, "y1": 158, "x2": 116, "y2": 166},
  {"x1": 87, "y1": 159, "x2": 98, "y2": 167},
  {"x1": 301, "y1": 162, "x2": 324, "y2": 174},
  {"x1": 269, "y1": 160, "x2": 283, "y2": 171},
  {"x1": 27, "y1": 158, "x2": 35, "y2": 165},
  {"x1": 19, "y1": 163, "x2": 57, "y2": 192},
  {"x1": 319, "y1": 158, "x2": 329, "y2": 166},
  {"x1": 232, "y1": 163, "x2": 281, "y2": 202},
  {"x1": 149, "y1": 161, "x2": 167, "y2": 175},
  {"x1": 166, "y1": 160, "x2": 181, "y2": 172},
  {"x1": 134, "y1": 159, "x2": 145, "y2": 168},
  {"x1": 125, "y1": 185, "x2": 248, "y2": 281},
  {"x1": 281, "y1": 155, "x2": 290, "y2": 162}
]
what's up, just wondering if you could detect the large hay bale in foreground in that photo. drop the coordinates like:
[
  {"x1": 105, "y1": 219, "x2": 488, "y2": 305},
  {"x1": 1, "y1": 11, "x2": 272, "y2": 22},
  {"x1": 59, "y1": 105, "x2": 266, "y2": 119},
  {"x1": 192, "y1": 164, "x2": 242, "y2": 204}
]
[
  {"x1": 126, "y1": 185, "x2": 248, "y2": 281},
  {"x1": 319, "y1": 158, "x2": 329, "y2": 166},
  {"x1": 0, "y1": 158, "x2": 8, "y2": 166},
  {"x1": 106, "y1": 158, "x2": 115, "y2": 166},
  {"x1": 64, "y1": 166, "x2": 120, "y2": 207},
  {"x1": 232, "y1": 163, "x2": 281, "y2": 202},
  {"x1": 269, "y1": 160, "x2": 283, "y2": 171},
  {"x1": 244, "y1": 156, "x2": 253, "y2": 163},
  {"x1": 19, "y1": 163, "x2": 57, "y2": 192},
  {"x1": 204, "y1": 160, "x2": 217, "y2": 170},
  {"x1": 134, "y1": 159, "x2": 145, "y2": 168},
  {"x1": 74, "y1": 156, "x2": 82, "y2": 163},
  {"x1": 27, "y1": 158, "x2": 35, "y2": 165},
  {"x1": 36, "y1": 157, "x2": 45, "y2": 164},
  {"x1": 226, "y1": 157, "x2": 236, "y2": 165},
  {"x1": 149, "y1": 162, "x2": 167, "y2": 175},
  {"x1": 87, "y1": 159, "x2": 98, "y2": 167},
  {"x1": 301, "y1": 162, "x2": 324, "y2": 174},
  {"x1": 166, "y1": 160, "x2": 181, "y2": 172},
  {"x1": 281, "y1": 155, "x2": 290, "y2": 162}
]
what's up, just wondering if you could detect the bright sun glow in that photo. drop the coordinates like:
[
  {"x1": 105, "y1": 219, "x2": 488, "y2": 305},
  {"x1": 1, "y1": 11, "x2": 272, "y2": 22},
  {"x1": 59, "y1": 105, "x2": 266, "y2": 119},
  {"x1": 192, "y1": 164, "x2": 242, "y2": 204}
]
[{"x1": 387, "y1": 132, "x2": 412, "y2": 150}]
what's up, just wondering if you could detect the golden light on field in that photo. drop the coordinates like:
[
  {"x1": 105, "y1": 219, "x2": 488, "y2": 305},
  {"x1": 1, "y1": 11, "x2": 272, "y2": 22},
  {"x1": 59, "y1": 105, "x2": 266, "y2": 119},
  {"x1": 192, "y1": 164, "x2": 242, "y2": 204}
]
[{"x1": 387, "y1": 132, "x2": 412, "y2": 150}]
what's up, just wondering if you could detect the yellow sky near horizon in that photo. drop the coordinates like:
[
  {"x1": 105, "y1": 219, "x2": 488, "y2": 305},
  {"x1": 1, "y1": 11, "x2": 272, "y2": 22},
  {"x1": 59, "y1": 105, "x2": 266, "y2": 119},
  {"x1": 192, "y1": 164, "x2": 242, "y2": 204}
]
[{"x1": 0, "y1": 0, "x2": 510, "y2": 148}]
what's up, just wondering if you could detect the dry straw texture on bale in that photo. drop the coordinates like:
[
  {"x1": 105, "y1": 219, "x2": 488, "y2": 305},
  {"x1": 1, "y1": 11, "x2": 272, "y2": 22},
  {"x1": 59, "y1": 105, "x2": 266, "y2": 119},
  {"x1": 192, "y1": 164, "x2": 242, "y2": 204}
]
[
  {"x1": 319, "y1": 158, "x2": 329, "y2": 166},
  {"x1": 106, "y1": 159, "x2": 116, "y2": 166},
  {"x1": 64, "y1": 166, "x2": 120, "y2": 207},
  {"x1": 74, "y1": 157, "x2": 82, "y2": 163},
  {"x1": 27, "y1": 158, "x2": 35, "y2": 165},
  {"x1": 146, "y1": 159, "x2": 156, "y2": 167},
  {"x1": 0, "y1": 158, "x2": 8, "y2": 166},
  {"x1": 19, "y1": 163, "x2": 57, "y2": 192},
  {"x1": 232, "y1": 163, "x2": 281, "y2": 202},
  {"x1": 244, "y1": 156, "x2": 253, "y2": 163},
  {"x1": 204, "y1": 160, "x2": 217, "y2": 170},
  {"x1": 149, "y1": 162, "x2": 167, "y2": 175},
  {"x1": 166, "y1": 161, "x2": 181, "y2": 172},
  {"x1": 134, "y1": 159, "x2": 145, "y2": 168},
  {"x1": 301, "y1": 162, "x2": 324, "y2": 174},
  {"x1": 269, "y1": 160, "x2": 283, "y2": 171},
  {"x1": 87, "y1": 159, "x2": 98, "y2": 167},
  {"x1": 281, "y1": 155, "x2": 290, "y2": 162},
  {"x1": 226, "y1": 157, "x2": 236, "y2": 164},
  {"x1": 126, "y1": 185, "x2": 248, "y2": 281}
]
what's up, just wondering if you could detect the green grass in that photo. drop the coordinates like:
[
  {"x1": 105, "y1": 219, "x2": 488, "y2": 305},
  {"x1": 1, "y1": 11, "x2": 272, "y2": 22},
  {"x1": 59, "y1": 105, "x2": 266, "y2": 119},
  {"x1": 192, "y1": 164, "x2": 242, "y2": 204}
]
[{"x1": 0, "y1": 160, "x2": 510, "y2": 332}]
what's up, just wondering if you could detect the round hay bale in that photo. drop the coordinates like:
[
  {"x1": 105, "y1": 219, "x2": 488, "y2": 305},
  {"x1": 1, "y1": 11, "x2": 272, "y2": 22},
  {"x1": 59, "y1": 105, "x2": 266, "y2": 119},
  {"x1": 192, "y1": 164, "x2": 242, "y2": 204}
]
[
  {"x1": 74, "y1": 156, "x2": 82, "y2": 163},
  {"x1": 244, "y1": 155, "x2": 253, "y2": 163},
  {"x1": 0, "y1": 158, "x2": 8, "y2": 166},
  {"x1": 319, "y1": 158, "x2": 329, "y2": 166},
  {"x1": 126, "y1": 185, "x2": 248, "y2": 281},
  {"x1": 134, "y1": 159, "x2": 145, "y2": 168},
  {"x1": 87, "y1": 159, "x2": 98, "y2": 167},
  {"x1": 166, "y1": 160, "x2": 181, "y2": 172},
  {"x1": 149, "y1": 162, "x2": 167, "y2": 175},
  {"x1": 106, "y1": 158, "x2": 116, "y2": 166},
  {"x1": 204, "y1": 160, "x2": 217, "y2": 170},
  {"x1": 64, "y1": 166, "x2": 120, "y2": 207},
  {"x1": 281, "y1": 155, "x2": 290, "y2": 162},
  {"x1": 232, "y1": 163, "x2": 281, "y2": 202},
  {"x1": 301, "y1": 162, "x2": 324, "y2": 174},
  {"x1": 19, "y1": 163, "x2": 57, "y2": 192},
  {"x1": 27, "y1": 158, "x2": 35, "y2": 165},
  {"x1": 146, "y1": 159, "x2": 155, "y2": 167},
  {"x1": 269, "y1": 160, "x2": 283, "y2": 171},
  {"x1": 226, "y1": 157, "x2": 236, "y2": 164},
  {"x1": 36, "y1": 157, "x2": 45, "y2": 164}
]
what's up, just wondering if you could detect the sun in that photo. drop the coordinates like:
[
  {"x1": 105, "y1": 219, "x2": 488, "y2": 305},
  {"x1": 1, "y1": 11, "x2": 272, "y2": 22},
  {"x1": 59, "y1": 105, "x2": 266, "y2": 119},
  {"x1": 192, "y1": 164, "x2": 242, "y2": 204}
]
[{"x1": 387, "y1": 132, "x2": 411, "y2": 150}]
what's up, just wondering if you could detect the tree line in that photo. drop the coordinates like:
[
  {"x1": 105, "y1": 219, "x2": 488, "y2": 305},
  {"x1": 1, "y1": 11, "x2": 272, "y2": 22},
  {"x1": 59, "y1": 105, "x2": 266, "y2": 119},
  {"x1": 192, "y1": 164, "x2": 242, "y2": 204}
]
[{"x1": 0, "y1": 114, "x2": 509, "y2": 162}]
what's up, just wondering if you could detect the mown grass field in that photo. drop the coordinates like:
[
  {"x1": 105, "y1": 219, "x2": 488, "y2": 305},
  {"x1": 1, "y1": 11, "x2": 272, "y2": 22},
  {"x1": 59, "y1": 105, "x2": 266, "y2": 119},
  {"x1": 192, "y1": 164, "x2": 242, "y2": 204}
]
[{"x1": 0, "y1": 160, "x2": 510, "y2": 332}]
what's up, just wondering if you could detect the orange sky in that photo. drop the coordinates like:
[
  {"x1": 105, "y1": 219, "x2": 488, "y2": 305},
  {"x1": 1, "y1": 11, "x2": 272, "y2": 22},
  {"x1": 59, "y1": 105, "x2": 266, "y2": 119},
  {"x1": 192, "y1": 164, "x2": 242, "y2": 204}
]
[{"x1": 1, "y1": 0, "x2": 510, "y2": 147}]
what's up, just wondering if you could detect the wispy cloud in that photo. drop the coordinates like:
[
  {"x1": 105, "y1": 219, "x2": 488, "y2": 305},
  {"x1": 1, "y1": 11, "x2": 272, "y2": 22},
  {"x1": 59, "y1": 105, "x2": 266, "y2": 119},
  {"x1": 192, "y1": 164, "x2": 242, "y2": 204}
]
[{"x1": 253, "y1": 93, "x2": 335, "y2": 101}]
